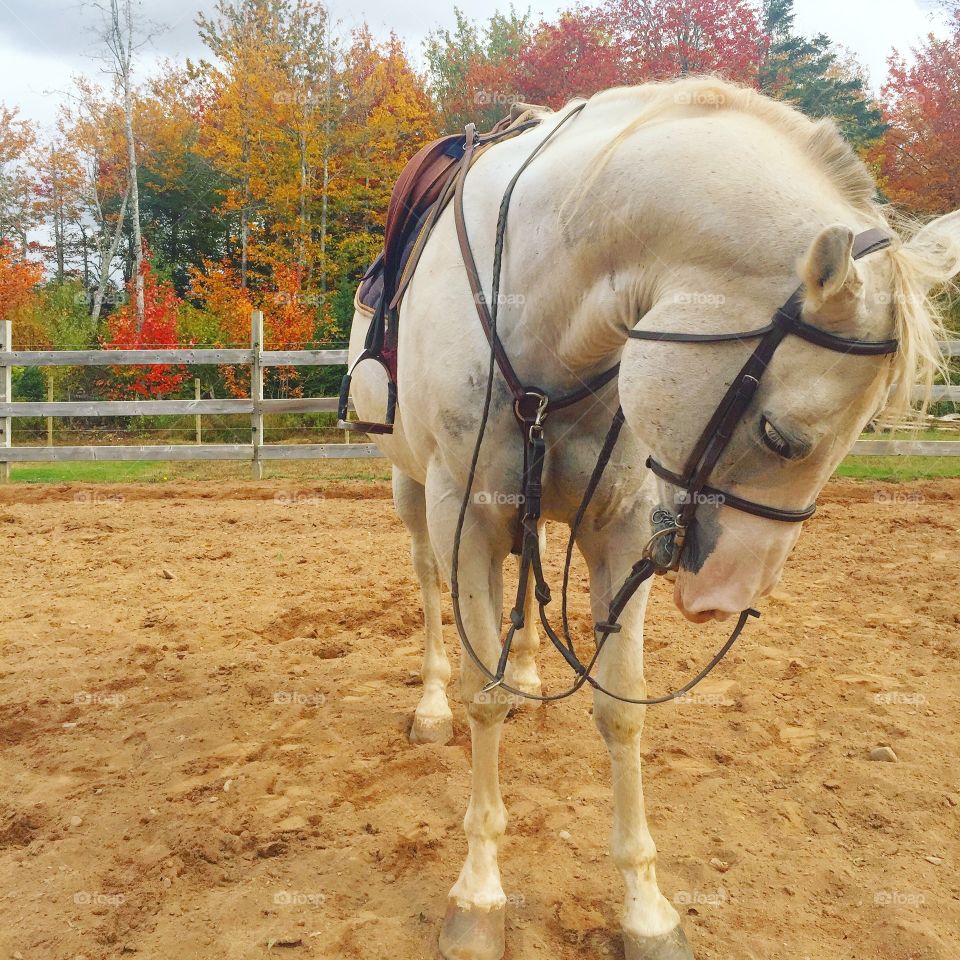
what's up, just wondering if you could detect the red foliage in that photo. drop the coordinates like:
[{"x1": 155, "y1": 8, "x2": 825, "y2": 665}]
[
  {"x1": 600, "y1": 0, "x2": 765, "y2": 85},
  {"x1": 101, "y1": 252, "x2": 189, "y2": 398},
  {"x1": 873, "y1": 9, "x2": 960, "y2": 215},
  {"x1": 516, "y1": 11, "x2": 625, "y2": 106}
]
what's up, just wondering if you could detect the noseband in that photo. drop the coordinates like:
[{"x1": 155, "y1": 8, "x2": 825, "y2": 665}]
[
  {"x1": 448, "y1": 105, "x2": 899, "y2": 705},
  {"x1": 628, "y1": 228, "x2": 897, "y2": 570}
]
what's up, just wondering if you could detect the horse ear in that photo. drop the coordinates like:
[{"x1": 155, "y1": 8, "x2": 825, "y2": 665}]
[{"x1": 799, "y1": 225, "x2": 856, "y2": 310}]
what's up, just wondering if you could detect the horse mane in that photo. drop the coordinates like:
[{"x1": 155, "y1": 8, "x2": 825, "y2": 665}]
[
  {"x1": 883, "y1": 210, "x2": 957, "y2": 424},
  {"x1": 563, "y1": 75, "x2": 953, "y2": 423},
  {"x1": 579, "y1": 76, "x2": 877, "y2": 211}
]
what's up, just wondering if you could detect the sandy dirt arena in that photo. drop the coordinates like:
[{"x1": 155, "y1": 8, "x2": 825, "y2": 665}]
[{"x1": 0, "y1": 477, "x2": 957, "y2": 960}]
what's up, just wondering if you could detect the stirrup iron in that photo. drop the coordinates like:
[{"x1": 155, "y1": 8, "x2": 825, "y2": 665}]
[{"x1": 337, "y1": 349, "x2": 397, "y2": 436}]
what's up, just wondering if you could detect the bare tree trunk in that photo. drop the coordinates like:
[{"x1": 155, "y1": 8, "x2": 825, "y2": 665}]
[
  {"x1": 54, "y1": 183, "x2": 65, "y2": 282},
  {"x1": 319, "y1": 32, "x2": 332, "y2": 297},
  {"x1": 299, "y1": 128, "x2": 309, "y2": 279},
  {"x1": 240, "y1": 181, "x2": 249, "y2": 290},
  {"x1": 92, "y1": 185, "x2": 129, "y2": 325},
  {"x1": 108, "y1": 0, "x2": 144, "y2": 330}
]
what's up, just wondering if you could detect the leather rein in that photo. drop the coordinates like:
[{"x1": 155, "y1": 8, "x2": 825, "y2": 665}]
[{"x1": 449, "y1": 104, "x2": 899, "y2": 705}]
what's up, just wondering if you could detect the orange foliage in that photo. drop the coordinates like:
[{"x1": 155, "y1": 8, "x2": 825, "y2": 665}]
[{"x1": 0, "y1": 241, "x2": 42, "y2": 322}]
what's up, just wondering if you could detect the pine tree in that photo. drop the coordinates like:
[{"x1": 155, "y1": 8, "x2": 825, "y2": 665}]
[{"x1": 759, "y1": 0, "x2": 886, "y2": 150}]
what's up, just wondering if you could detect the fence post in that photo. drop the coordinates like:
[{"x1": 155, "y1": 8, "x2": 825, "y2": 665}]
[
  {"x1": 0, "y1": 320, "x2": 11, "y2": 481},
  {"x1": 250, "y1": 310, "x2": 264, "y2": 480},
  {"x1": 47, "y1": 374, "x2": 54, "y2": 447},
  {"x1": 194, "y1": 378, "x2": 202, "y2": 445}
]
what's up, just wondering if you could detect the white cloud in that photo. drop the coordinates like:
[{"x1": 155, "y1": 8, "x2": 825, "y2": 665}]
[{"x1": 792, "y1": 0, "x2": 950, "y2": 90}]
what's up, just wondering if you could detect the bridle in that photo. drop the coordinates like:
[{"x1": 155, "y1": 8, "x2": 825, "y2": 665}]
[
  {"x1": 629, "y1": 228, "x2": 898, "y2": 571},
  {"x1": 447, "y1": 104, "x2": 899, "y2": 705}
]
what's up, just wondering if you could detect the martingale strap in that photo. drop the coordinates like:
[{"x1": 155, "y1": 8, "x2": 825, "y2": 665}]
[{"x1": 453, "y1": 103, "x2": 621, "y2": 422}]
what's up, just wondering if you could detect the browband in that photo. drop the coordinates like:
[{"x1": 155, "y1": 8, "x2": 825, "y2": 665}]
[{"x1": 628, "y1": 227, "x2": 898, "y2": 354}]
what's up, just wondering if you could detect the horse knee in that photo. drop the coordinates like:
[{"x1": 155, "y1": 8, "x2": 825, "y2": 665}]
[
  {"x1": 593, "y1": 696, "x2": 646, "y2": 746},
  {"x1": 464, "y1": 689, "x2": 511, "y2": 726}
]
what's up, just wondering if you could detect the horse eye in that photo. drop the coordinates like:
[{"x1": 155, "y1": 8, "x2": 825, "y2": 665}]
[{"x1": 760, "y1": 416, "x2": 793, "y2": 459}]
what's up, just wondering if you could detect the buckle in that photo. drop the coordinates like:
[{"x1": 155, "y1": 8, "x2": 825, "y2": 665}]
[{"x1": 514, "y1": 390, "x2": 549, "y2": 433}]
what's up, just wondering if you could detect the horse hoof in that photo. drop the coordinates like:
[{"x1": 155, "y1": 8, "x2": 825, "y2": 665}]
[
  {"x1": 624, "y1": 926, "x2": 694, "y2": 960},
  {"x1": 410, "y1": 713, "x2": 453, "y2": 745},
  {"x1": 438, "y1": 901, "x2": 505, "y2": 960}
]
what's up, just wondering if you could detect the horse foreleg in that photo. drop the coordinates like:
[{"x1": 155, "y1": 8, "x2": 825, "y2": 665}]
[
  {"x1": 579, "y1": 521, "x2": 694, "y2": 960},
  {"x1": 426, "y1": 470, "x2": 511, "y2": 960},
  {"x1": 394, "y1": 469, "x2": 453, "y2": 745},
  {"x1": 503, "y1": 524, "x2": 544, "y2": 701}
]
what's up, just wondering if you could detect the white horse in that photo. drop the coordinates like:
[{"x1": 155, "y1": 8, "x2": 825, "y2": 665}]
[{"x1": 347, "y1": 77, "x2": 958, "y2": 960}]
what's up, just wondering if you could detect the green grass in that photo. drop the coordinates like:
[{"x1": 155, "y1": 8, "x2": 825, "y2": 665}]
[
  {"x1": 4, "y1": 429, "x2": 960, "y2": 485},
  {"x1": 9, "y1": 461, "x2": 161, "y2": 483},
  {"x1": 5, "y1": 458, "x2": 392, "y2": 484},
  {"x1": 834, "y1": 457, "x2": 960, "y2": 481}
]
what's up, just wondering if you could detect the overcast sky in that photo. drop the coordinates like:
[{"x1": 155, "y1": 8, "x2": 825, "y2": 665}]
[{"x1": 0, "y1": 0, "x2": 950, "y2": 134}]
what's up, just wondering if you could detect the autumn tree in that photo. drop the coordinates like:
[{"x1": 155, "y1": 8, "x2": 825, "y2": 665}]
[
  {"x1": 101, "y1": 250, "x2": 188, "y2": 397},
  {"x1": 196, "y1": 0, "x2": 331, "y2": 290},
  {"x1": 0, "y1": 241, "x2": 42, "y2": 322},
  {"x1": 513, "y1": 11, "x2": 622, "y2": 107},
  {"x1": 335, "y1": 29, "x2": 439, "y2": 279},
  {"x1": 0, "y1": 105, "x2": 38, "y2": 251},
  {"x1": 600, "y1": 0, "x2": 766, "y2": 84},
  {"x1": 425, "y1": 8, "x2": 531, "y2": 131},
  {"x1": 92, "y1": 0, "x2": 151, "y2": 329},
  {"x1": 136, "y1": 65, "x2": 228, "y2": 293},
  {"x1": 33, "y1": 139, "x2": 87, "y2": 282},
  {"x1": 874, "y1": 6, "x2": 960, "y2": 215}
]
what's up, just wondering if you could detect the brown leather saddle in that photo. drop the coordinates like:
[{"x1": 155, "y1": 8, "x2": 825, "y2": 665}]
[{"x1": 338, "y1": 107, "x2": 546, "y2": 435}]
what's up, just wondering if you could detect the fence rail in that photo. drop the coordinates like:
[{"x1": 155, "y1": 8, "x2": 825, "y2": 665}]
[{"x1": 0, "y1": 313, "x2": 957, "y2": 479}]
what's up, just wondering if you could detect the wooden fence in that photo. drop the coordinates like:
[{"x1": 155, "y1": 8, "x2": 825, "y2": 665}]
[{"x1": 0, "y1": 313, "x2": 958, "y2": 480}]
